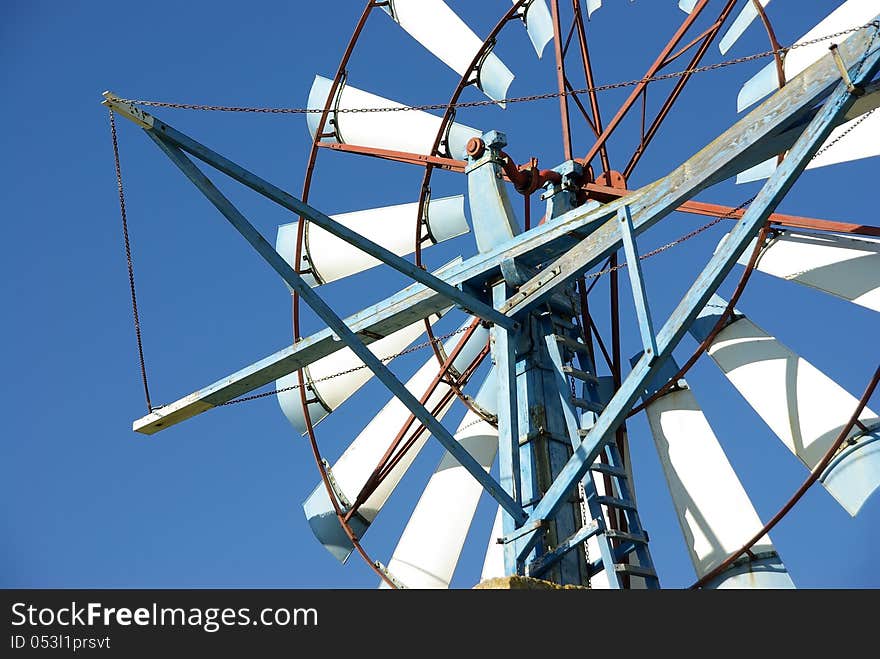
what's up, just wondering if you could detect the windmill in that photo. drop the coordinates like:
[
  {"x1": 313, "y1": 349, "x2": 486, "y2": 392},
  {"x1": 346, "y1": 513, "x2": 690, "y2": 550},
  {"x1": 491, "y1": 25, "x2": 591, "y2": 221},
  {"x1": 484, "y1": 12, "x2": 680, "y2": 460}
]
[{"x1": 104, "y1": 0, "x2": 880, "y2": 589}]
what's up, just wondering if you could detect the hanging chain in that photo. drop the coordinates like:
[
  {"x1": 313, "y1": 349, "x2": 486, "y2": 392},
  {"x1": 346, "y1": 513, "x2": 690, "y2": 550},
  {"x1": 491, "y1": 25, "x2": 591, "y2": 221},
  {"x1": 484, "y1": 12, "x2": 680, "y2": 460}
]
[
  {"x1": 110, "y1": 109, "x2": 153, "y2": 412},
  {"x1": 117, "y1": 22, "x2": 878, "y2": 116},
  {"x1": 109, "y1": 20, "x2": 878, "y2": 410}
]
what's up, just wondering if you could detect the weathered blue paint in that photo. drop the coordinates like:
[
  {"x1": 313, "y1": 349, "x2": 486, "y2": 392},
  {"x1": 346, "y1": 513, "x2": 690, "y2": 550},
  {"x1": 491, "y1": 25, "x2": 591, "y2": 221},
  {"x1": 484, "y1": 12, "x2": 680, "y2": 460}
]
[
  {"x1": 132, "y1": 26, "x2": 880, "y2": 435},
  {"x1": 148, "y1": 118, "x2": 515, "y2": 331},
  {"x1": 466, "y1": 131, "x2": 521, "y2": 253},
  {"x1": 146, "y1": 133, "x2": 526, "y2": 525},
  {"x1": 618, "y1": 205, "x2": 658, "y2": 358},
  {"x1": 521, "y1": 47, "x2": 880, "y2": 530},
  {"x1": 490, "y1": 281, "x2": 524, "y2": 575},
  {"x1": 690, "y1": 294, "x2": 880, "y2": 517}
]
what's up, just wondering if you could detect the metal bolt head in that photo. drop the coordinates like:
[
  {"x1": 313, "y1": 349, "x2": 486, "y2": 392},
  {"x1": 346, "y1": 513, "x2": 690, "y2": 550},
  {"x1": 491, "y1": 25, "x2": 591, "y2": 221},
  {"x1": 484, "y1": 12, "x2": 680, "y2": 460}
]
[{"x1": 466, "y1": 137, "x2": 486, "y2": 159}]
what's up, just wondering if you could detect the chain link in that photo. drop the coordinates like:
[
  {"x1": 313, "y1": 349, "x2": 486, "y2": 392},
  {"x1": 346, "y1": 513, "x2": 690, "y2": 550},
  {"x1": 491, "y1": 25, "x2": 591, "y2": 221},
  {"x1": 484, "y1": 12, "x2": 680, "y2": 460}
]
[
  {"x1": 110, "y1": 110, "x2": 153, "y2": 412},
  {"x1": 119, "y1": 22, "x2": 878, "y2": 116},
  {"x1": 112, "y1": 20, "x2": 879, "y2": 410}
]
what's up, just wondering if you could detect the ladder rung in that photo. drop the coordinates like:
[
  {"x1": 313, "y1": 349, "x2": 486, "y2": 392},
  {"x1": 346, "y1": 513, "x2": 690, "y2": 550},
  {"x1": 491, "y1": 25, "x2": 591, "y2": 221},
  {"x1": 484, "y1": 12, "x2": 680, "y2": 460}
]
[
  {"x1": 554, "y1": 334, "x2": 591, "y2": 353},
  {"x1": 614, "y1": 564, "x2": 657, "y2": 579},
  {"x1": 570, "y1": 397, "x2": 603, "y2": 412},
  {"x1": 604, "y1": 529, "x2": 648, "y2": 545},
  {"x1": 588, "y1": 462, "x2": 628, "y2": 479},
  {"x1": 596, "y1": 496, "x2": 637, "y2": 511},
  {"x1": 562, "y1": 365, "x2": 598, "y2": 384}
]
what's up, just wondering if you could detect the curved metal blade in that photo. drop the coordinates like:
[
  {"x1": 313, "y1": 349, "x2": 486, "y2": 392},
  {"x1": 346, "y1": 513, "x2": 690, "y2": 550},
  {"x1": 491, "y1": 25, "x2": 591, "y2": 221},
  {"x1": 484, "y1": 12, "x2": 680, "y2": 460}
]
[
  {"x1": 690, "y1": 294, "x2": 880, "y2": 516},
  {"x1": 380, "y1": 371, "x2": 499, "y2": 588},
  {"x1": 719, "y1": 0, "x2": 772, "y2": 55},
  {"x1": 726, "y1": 229, "x2": 880, "y2": 312},
  {"x1": 737, "y1": 110, "x2": 880, "y2": 181},
  {"x1": 480, "y1": 507, "x2": 506, "y2": 582},
  {"x1": 302, "y1": 321, "x2": 490, "y2": 562},
  {"x1": 514, "y1": 0, "x2": 553, "y2": 58},
  {"x1": 737, "y1": 0, "x2": 879, "y2": 111},
  {"x1": 276, "y1": 195, "x2": 469, "y2": 286},
  {"x1": 277, "y1": 310, "x2": 447, "y2": 435},
  {"x1": 306, "y1": 75, "x2": 482, "y2": 159},
  {"x1": 637, "y1": 356, "x2": 795, "y2": 588},
  {"x1": 382, "y1": 0, "x2": 515, "y2": 104}
]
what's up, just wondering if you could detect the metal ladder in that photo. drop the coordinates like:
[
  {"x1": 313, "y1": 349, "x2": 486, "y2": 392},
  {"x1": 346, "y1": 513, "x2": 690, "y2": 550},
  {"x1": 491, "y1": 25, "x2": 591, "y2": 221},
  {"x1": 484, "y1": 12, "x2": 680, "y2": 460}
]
[
  {"x1": 552, "y1": 318, "x2": 660, "y2": 589},
  {"x1": 581, "y1": 439, "x2": 659, "y2": 588}
]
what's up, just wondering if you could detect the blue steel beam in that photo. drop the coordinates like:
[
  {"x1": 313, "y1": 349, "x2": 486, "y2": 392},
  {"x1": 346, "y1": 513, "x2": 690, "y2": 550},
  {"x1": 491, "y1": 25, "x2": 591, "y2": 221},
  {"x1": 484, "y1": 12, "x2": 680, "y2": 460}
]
[
  {"x1": 521, "y1": 47, "x2": 880, "y2": 529},
  {"x1": 145, "y1": 133, "x2": 527, "y2": 525},
  {"x1": 143, "y1": 116, "x2": 515, "y2": 331},
  {"x1": 498, "y1": 22, "x2": 880, "y2": 317},
  {"x1": 122, "y1": 19, "x2": 880, "y2": 434},
  {"x1": 617, "y1": 205, "x2": 657, "y2": 358},
  {"x1": 491, "y1": 281, "x2": 525, "y2": 574}
]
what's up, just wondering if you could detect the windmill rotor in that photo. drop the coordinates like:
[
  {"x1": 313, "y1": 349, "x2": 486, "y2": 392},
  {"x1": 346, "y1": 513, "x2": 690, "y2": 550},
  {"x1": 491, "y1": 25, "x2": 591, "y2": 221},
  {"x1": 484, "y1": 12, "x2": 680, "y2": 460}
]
[{"x1": 106, "y1": 0, "x2": 880, "y2": 589}]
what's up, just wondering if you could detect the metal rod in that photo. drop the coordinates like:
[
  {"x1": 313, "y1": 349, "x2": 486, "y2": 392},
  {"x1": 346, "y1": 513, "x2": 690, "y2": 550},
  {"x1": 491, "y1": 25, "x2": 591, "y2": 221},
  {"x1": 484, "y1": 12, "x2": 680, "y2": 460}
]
[
  {"x1": 623, "y1": 1, "x2": 740, "y2": 178},
  {"x1": 581, "y1": 183, "x2": 880, "y2": 237},
  {"x1": 146, "y1": 134, "x2": 527, "y2": 525},
  {"x1": 618, "y1": 205, "x2": 658, "y2": 357},
  {"x1": 572, "y1": 0, "x2": 611, "y2": 173},
  {"x1": 578, "y1": 0, "x2": 713, "y2": 167},
  {"x1": 751, "y1": 0, "x2": 786, "y2": 89},
  {"x1": 627, "y1": 223, "x2": 771, "y2": 419},
  {"x1": 523, "y1": 62, "x2": 878, "y2": 527},
  {"x1": 692, "y1": 364, "x2": 880, "y2": 589},
  {"x1": 149, "y1": 118, "x2": 516, "y2": 330},
  {"x1": 551, "y1": 0, "x2": 574, "y2": 161}
]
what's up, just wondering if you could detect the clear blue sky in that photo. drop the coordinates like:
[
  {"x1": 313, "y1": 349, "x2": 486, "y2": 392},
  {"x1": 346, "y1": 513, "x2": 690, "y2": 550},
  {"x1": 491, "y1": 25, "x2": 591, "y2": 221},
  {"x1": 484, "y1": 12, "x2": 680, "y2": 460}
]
[{"x1": 2, "y1": 0, "x2": 877, "y2": 589}]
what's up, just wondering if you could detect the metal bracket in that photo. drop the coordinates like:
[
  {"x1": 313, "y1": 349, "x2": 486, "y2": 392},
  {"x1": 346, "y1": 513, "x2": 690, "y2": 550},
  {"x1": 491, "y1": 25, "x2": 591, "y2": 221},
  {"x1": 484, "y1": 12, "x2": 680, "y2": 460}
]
[
  {"x1": 102, "y1": 91, "x2": 154, "y2": 129},
  {"x1": 499, "y1": 518, "x2": 546, "y2": 544},
  {"x1": 618, "y1": 205, "x2": 658, "y2": 359},
  {"x1": 829, "y1": 44, "x2": 865, "y2": 96},
  {"x1": 321, "y1": 459, "x2": 352, "y2": 510},
  {"x1": 525, "y1": 519, "x2": 600, "y2": 578},
  {"x1": 373, "y1": 561, "x2": 408, "y2": 589}
]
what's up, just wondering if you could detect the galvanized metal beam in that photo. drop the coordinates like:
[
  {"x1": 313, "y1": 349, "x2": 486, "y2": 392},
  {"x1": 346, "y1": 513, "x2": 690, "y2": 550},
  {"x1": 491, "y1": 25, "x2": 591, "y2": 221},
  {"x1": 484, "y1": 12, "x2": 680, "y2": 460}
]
[
  {"x1": 521, "y1": 42, "x2": 880, "y2": 528},
  {"x1": 111, "y1": 105, "x2": 515, "y2": 332},
  {"x1": 617, "y1": 205, "x2": 657, "y2": 358},
  {"x1": 500, "y1": 21, "x2": 880, "y2": 317},
  {"x1": 126, "y1": 19, "x2": 880, "y2": 434},
  {"x1": 143, "y1": 133, "x2": 526, "y2": 525}
]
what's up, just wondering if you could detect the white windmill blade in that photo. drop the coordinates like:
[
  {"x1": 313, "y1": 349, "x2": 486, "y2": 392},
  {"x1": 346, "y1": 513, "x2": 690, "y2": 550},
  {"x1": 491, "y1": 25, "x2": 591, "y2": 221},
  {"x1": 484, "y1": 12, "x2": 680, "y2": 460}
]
[
  {"x1": 736, "y1": 110, "x2": 880, "y2": 182},
  {"x1": 513, "y1": 0, "x2": 553, "y2": 58},
  {"x1": 690, "y1": 294, "x2": 880, "y2": 516},
  {"x1": 380, "y1": 0, "x2": 515, "y2": 104},
  {"x1": 380, "y1": 372, "x2": 499, "y2": 589},
  {"x1": 480, "y1": 507, "x2": 506, "y2": 582},
  {"x1": 679, "y1": 0, "x2": 699, "y2": 13},
  {"x1": 638, "y1": 358, "x2": 795, "y2": 588},
  {"x1": 719, "y1": 0, "x2": 772, "y2": 55},
  {"x1": 587, "y1": 0, "x2": 602, "y2": 17},
  {"x1": 276, "y1": 310, "x2": 448, "y2": 435},
  {"x1": 725, "y1": 229, "x2": 880, "y2": 312},
  {"x1": 306, "y1": 75, "x2": 482, "y2": 159},
  {"x1": 737, "y1": 0, "x2": 880, "y2": 112},
  {"x1": 303, "y1": 321, "x2": 490, "y2": 562},
  {"x1": 276, "y1": 195, "x2": 469, "y2": 286}
]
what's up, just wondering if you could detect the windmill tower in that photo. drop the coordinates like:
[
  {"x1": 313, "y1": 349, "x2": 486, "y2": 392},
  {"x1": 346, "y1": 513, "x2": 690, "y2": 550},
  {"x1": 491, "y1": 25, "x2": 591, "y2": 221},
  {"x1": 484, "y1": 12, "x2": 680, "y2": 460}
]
[{"x1": 105, "y1": 0, "x2": 880, "y2": 589}]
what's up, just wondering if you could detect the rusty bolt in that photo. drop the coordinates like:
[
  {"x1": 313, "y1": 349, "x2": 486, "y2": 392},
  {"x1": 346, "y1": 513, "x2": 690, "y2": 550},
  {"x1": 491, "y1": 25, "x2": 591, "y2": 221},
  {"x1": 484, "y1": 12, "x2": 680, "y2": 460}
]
[{"x1": 466, "y1": 137, "x2": 486, "y2": 159}]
